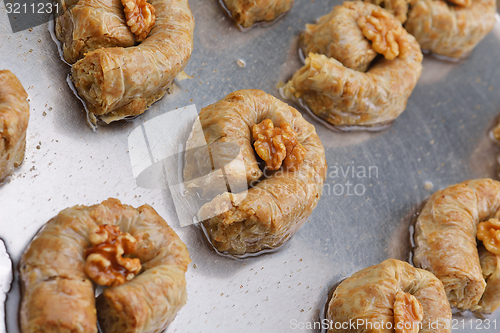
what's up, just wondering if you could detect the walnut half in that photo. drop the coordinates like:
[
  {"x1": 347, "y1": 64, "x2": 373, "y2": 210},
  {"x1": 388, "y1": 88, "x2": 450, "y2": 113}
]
[
  {"x1": 122, "y1": 0, "x2": 156, "y2": 42},
  {"x1": 393, "y1": 290, "x2": 424, "y2": 333},
  {"x1": 477, "y1": 219, "x2": 500, "y2": 255},
  {"x1": 252, "y1": 119, "x2": 306, "y2": 171},
  {"x1": 358, "y1": 8, "x2": 410, "y2": 60},
  {"x1": 84, "y1": 224, "x2": 141, "y2": 287}
]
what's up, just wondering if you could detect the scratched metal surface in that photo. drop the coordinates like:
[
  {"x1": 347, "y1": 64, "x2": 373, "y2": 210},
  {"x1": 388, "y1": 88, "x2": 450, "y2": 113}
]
[{"x1": 1, "y1": 0, "x2": 500, "y2": 332}]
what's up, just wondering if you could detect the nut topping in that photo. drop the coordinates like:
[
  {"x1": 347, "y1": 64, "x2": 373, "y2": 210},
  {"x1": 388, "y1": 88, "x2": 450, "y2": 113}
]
[
  {"x1": 477, "y1": 219, "x2": 500, "y2": 255},
  {"x1": 122, "y1": 0, "x2": 156, "y2": 42},
  {"x1": 84, "y1": 224, "x2": 141, "y2": 287},
  {"x1": 252, "y1": 119, "x2": 306, "y2": 171},
  {"x1": 358, "y1": 8, "x2": 409, "y2": 60}
]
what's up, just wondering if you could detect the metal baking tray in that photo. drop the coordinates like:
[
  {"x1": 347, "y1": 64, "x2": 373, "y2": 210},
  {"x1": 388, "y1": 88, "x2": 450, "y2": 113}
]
[{"x1": 1, "y1": 0, "x2": 500, "y2": 331}]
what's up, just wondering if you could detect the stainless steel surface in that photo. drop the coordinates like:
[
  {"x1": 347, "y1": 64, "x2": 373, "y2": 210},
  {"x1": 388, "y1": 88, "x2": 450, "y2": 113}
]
[{"x1": 1, "y1": 0, "x2": 500, "y2": 331}]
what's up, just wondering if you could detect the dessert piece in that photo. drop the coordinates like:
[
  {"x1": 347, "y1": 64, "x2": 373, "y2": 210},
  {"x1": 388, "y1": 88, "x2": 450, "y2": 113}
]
[
  {"x1": 476, "y1": 245, "x2": 500, "y2": 313},
  {"x1": 327, "y1": 259, "x2": 451, "y2": 333},
  {"x1": 222, "y1": 0, "x2": 294, "y2": 28},
  {"x1": 414, "y1": 178, "x2": 500, "y2": 313},
  {"x1": 0, "y1": 70, "x2": 29, "y2": 182},
  {"x1": 62, "y1": 0, "x2": 194, "y2": 121},
  {"x1": 300, "y1": 2, "x2": 413, "y2": 71},
  {"x1": 283, "y1": 2, "x2": 422, "y2": 128},
  {"x1": 183, "y1": 89, "x2": 327, "y2": 256},
  {"x1": 405, "y1": 0, "x2": 496, "y2": 59},
  {"x1": 20, "y1": 198, "x2": 191, "y2": 333},
  {"x1": 364, "y1": 0, "x2": 415, "y2": 23},
  {"x1": 55, "y1": 0, "x2": 135, "y2": 64}
]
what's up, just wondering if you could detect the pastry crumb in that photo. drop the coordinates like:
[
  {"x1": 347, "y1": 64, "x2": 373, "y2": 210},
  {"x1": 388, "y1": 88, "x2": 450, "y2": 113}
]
[{"x1": 236, "y1": 59, "x2": 246, "y2": 68}]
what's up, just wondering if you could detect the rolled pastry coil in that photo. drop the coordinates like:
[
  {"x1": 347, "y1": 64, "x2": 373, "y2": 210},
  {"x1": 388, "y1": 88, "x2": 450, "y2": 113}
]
[
  {"x1": 414, "y1": 178, "x2": 500, "y2": 312},
  {"x1": 20, "y1": 198, "x2": 191, "y2": 333},
  {"x1": 363, "y1": 0, "x2": 415, "y2": 23},
  {"x1": 0, "y1": 70, "x2": 29, "y2": 182},
  {"x1": 405, "y1": 0, "x2": 496, "y2": 59},
  {"x1": 71, "y1": 0, "x2": 195, "y2": 119},
  {"x1": 56, "y1": 0, "x2": 135, "y2": 64},
  {"x1": 222, "y1": 0, "x2": 294, "y2": 28},
  {"x1": 300, "y1": 1, "x2": 379, "y2": 72},
  {"x1": 477, "y1": 245, "x2": 500, "y2": 313},
  {"x1": 183, "y1": 89, "x2": 327, "y2": 256},
  {"x1": 327, "y1": 259, "x2": 452, "y2": 333},
  {"x1": 283, "y1": 2, "x2": 423, "y2": 128}
]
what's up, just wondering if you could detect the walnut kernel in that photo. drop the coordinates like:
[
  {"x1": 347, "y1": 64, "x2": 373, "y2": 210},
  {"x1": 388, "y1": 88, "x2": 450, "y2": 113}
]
[
  {"x1": 393, "y1": 290, "x2": 424, "y2": 333},
  {"x1": 358, "y1": 8, "x2": 409, "y2": 60},
  {"x1": 252, "y1": 119, "x2": 305, "y2": 171},
  {"x1": 122, "y1": 0, "x2": 156, "y2": 42},
  {"x1": 477, "y1": 219, "x2": 500, "y2": 255},
  {"x1": 84, "y1": 224, "x2": 141, "y2": 287}
]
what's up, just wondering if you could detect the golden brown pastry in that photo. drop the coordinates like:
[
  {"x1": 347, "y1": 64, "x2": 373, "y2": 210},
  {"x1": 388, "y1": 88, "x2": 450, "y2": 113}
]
[
  {"x1": 222, "y1": 0, "x2": 294, "y2": 28},
  {"x1": 476, "y1": 245, "x2": 500, "y2": 313},
  {"x1": 414, "y1": 178, "x2": 500, "y2": 313},
  {"x1": 69, "y1": 0, "x2": 194, "y2": 121},
  {"x1": 405, "y1": 0, "x2": 496, "y2": 59},
  {"x1": 183, "y1": 89, "x2": 327, "y2": 256},
  {"x1": 56, "y1": 0, "x2": 135, "y2": 64},
  {"x1": 300, "y1": 2, "x2": 378, "y2": 73},
  {"x1": 283, "y1": 2, "x2": 423, "y2": 128},
  {"x1": 364, "y1": 0, "x2": 415, "y2": 23},
  {"x1": 327, "y1": 259, "x2": 452, "y2": 333},
  {"x1": 0, "y1": 70, "x2": 29, "y2": 182},
  {"x1": 20, "y1": 198, "x2": 191, "y2": 333}
]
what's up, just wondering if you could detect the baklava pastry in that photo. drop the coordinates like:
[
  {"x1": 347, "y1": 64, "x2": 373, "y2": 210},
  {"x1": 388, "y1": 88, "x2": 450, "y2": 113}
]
[
  {"x1": 327, "y1": 259, "x2": 451, "y2": 333},
  {"x1": 222, "y1": 0, "x2": 294, "y2": 28},
  {"x1": 0, "y1": 70, "x2": 29, "y2": 182},
  {"x1": 476, "y1": 245, "x2": 500, "y2": 313},
  {"x1": 56, "y1": 0, "x2": 135, "y2": 64},
  {"x1": 405, "y1": 0, "x2": 496, "y2": 59},
  {"x1": 414, "y1": 178, "x2": 500, "y2": 313},
  {"x1": 183, "y1": 89, "x2": 327, "y2": 256},
  {"x1": 20, "y1": 198, "x2": 191, "y2": 333},
  {"x1": 364, "y1": 0, "x2": 415, "y2": 23},
  {"x1": 68, "y1": 0, "x2": 194, "y2": 120},
  {"x1": 282, "y1": 2, "x2": 423, "y2": 128}
]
